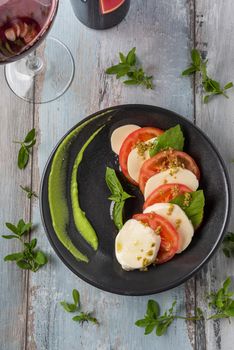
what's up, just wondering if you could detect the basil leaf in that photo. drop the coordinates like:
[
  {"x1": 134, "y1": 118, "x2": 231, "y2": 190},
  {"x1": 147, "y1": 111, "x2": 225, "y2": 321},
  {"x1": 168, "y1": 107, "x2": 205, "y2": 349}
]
[
  {"x1": 170, "y1": 190, "x2": 205, "y2": 229},
  {"x1": 147, "y1": 300, "x2": 160, "y2": 318},
  {"x1": 191, "y1": 49, "x2": 201, "y2": 67},
  {"x1": 224, "y1": 82, "x2": 234, "y2": 90},
  {"x1": 16, "y1": 260, "x2": 32, "y2": 269},
  {"x1": 135, "y1": 319, "x2": 149, "y2": 327},
  {"x1": 144, "y1": 323, "x2": 155, "y2": 335},
  {"x1": 24, "y1": 128, "x2": 36, "y2": 143},
  {"x1": 126, "y1": 47, "x2": 136, "y2": 66},
  {"x1": 34, "y1": 251, "x2": 47, "y2": 265},
  {"x1": 18, "y1": 146, "x2": 29, "y2": 169},
  {"x1": 72, "y1": 289, "x2": 80, "y2": 307},
  {"x1": 30, "y1": 238, "x2": 37, "y2": 249},
  {"x1": 2, "y1": 235, "x2": 19, "y2": 240},
  {"x1": 105, "y1": 167, "x2": 123, "y2": 197},
  {"x1": 60, "y1": 301, "x2": 77, "y2": 313},
  {"x1": 113, "y1": 201, "x2": 125, "y2": 230},
  {"x1": 150, "y1": 125, "x2": 184, "y2": 157},
  {"x1": 182, "y1": 66, "x2": 197, "y2": 76},
  {"x1": 4, "y1": 252, "x2": 23, "y2": 261},
  {"x1": 5, "y1": 222, "x2": 19, "y2": 234}
]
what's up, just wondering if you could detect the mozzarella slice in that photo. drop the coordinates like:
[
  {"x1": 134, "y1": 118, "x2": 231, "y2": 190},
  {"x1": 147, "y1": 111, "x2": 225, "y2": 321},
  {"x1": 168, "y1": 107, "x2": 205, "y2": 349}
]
[
  {"x1": 144, "y1": 168, "x2": 199, "y2": 200},
  {"x1": 127, "y1": 138, "x2": 157, "y2": 183},
  {"x1": 144, "y1": 203, "x2": 194, "y2": 253},
  {"x1": 115, "y1": 219, "x2": 161, "y2": 271},
  {"x1": 111, "y1": 125, "x2": 140, "y2": 154}
]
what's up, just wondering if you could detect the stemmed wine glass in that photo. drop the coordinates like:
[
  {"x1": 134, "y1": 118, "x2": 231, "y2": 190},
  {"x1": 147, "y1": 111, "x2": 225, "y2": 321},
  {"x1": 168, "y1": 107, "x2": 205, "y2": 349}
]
[{"x1": 0, "y1": 0, "x2": 74, "y2": 103}]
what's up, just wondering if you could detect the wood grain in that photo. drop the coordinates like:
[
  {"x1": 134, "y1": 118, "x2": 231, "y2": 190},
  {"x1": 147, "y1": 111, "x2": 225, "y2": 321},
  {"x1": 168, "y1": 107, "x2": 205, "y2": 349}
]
[
  {"x1": 195, "y1": 1, "x2": 234, "y2": 349},
  {"x1": 0, "y1": 67, "x2": 33, "y2": 350},
  {"x1": 26, "y1": 0, "x2": 195, "y2": 349}
]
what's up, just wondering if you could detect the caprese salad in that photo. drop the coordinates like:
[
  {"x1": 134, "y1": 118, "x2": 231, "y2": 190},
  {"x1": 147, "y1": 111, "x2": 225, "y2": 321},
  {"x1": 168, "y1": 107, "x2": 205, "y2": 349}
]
[{"x1": 109, "y1": 123, "x2": 205, "y2": 271}]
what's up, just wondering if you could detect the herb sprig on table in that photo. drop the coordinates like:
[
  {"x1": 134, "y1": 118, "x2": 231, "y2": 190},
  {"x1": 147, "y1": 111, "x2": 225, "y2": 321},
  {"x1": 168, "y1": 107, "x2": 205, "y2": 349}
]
[
  {"x1": 2, "y1": 219, "x2": 47, "y2": 272},
  {"x1": 20, "y1": 185, "x2": 38, "y2": 199},
  {"x1": 60, "y1": 289, "x2": 99, "y2": 325},
  {"x1": 105, "y1": 167, "x2": 133, "y2": 230},
  {"x1": 106, "y1": 47, "x2": 154, "y2": 89},
  {"x1": 135, "y1": 277, "x2": 234, "y2": 337},
  {"x1": 13, "y1": 128, "x2": 36, "y2": 169},
  {"x1": 182, "y1": 49, "x2": 233, "y2": 103}
]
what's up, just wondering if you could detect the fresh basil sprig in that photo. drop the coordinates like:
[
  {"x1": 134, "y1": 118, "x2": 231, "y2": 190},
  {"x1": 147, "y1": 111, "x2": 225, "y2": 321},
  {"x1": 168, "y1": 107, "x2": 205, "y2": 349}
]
[
  {"x1": 13, "y1": 128, "x2": 36, "y2": 169},
  {"x1": 105, "y1": 167, "x2": 133, "y2": 230},
  {"x1": 222, "y1": 232, "x2": 234, "y2": 258},
  {"x1": 106, "y1": 47, "x2": 153, "y2": 89},
  {"x1": 182, "y1": 49, "x2": 233, "y2": 103},
  {"x1": 135, "y1": 299, "x2": 202, "y2": 337},
  {"x1": 149, "y1": 125, "x2": 184, "y2": 157},
  {"x1": 60, "y1": 289, "x2": 98, "y2": 325},
  {"x1": 170, "y1": 190, "x2": 205, "y2": 229},
  {"x1": 20, "y1": 185, "x2": 38, "y2": 199},
  {"x1": 2, "y1": 219, "x2": 47, "y2": 272},
  {"x1": 136, "y1": 277, "x2": 234, "y2": 337}
]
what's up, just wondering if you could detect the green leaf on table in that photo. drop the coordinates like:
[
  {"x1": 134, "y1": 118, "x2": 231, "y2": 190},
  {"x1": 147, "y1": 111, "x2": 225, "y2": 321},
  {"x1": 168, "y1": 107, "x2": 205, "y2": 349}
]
[
  {"x1": 72, "y1": 289, "x2": 80, "y2": 307},
  {"x1": 5, "y1": 222, "x2": 18, "y2": 235},
  {"x1": 170, "y1": 190, "x2": 205, "y2": 229},
  {"x1": 24, "y1": 128, "x2": 36, "y2": 143},
  {"x1": 106, "y1": 47, "x2": 154, "y2": 90},
  {"x1": 60, "y1": 301, "x2": 77, "y2": 313},
  {"x1": 14, "y1": 128, "x2": 36, "y2": 169},
  {"x1": 150, "y1": 125, "x2": 184, "y2": 157},
  {"x1": 34, "y1": 251, "x2": 48, "y2": 266},
  {"x1": 4, "y1": 252, "x2": 23, "y2": 261},
  {"x1": 18, "y1": 146, "x2": 29, "y2": 169},
  {"x1": 20, "y1": 185, "x2": 38, "y2": 199}
]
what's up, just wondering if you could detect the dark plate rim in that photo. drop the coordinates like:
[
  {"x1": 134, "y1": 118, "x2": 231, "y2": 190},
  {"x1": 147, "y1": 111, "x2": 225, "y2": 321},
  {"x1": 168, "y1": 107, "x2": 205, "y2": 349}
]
[{"x1": 39, "y1": 104, "x2": 232, "y2": 296}]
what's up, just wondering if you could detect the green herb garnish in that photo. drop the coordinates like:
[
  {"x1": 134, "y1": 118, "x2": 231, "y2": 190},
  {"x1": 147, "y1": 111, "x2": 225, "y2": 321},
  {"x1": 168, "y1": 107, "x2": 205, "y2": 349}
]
[
  {"x1": 106, "y1": 47, "x2": 153, "y2": 89},
  {"x1": 60, "y1": 289, "x2": 98, "y2": 325},
  {"x1": 13, "y1": 128, "x2": 36, "y2": 169},
  {"x1": 222, "y1": 232, "x2": 234, "y2": 258},
  {"x1": 182, "y1": 49, "x2": 233, "y2": 103},
  {"x1": 2, "y1": 219, "x2": 47, "y2": 272},
  {"x1": 149, "y1": 125, "x2": 184, "y2": 157},
  {"x1": 105, "y1": 167, "x2": 133, "y2": 230},
  {"x1": 135, "y1": 299, "x2": 202, "y2": 336},
  {"x1": 20, "y1": 185, "x2": 38, "y2": 199},
  {"x1": 136, "y1": 277, "x2": 234, "y2": 337},
  {"x1": 207, "y1": 277, "x2": 234, "y2": 319},
  {"x1": 170, "y1": 190, "x2": 205, "y2": 229}
]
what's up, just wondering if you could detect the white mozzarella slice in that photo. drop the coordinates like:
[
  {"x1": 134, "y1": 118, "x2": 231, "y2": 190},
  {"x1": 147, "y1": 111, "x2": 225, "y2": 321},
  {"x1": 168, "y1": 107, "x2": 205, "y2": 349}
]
[
  {"x1": 127, "y1": 138, "x2": 157, "y2": 183},
  {"x1": 111, "y1": 124, "x2": 140, "y2": 154},
  {"x1": 144, "y1": 203, "x2": 194, "y2": 253},
  {"x1": 115, "y1": 219, "x2": 161, "y2": 271},
  {"x1": 144, "y1": 168, "x2": 199, "y2": 200}
]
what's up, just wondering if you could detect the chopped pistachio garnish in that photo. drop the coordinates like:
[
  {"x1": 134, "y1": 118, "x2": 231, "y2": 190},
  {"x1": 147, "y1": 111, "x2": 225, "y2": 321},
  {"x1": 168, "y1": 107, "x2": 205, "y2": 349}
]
[
  {"x1": 140, "y1": 267, "x2": 148, "y2": 272},
  {"x1": 116, "y1": 242, "x2": 122, "y2": 252},
  {"x1": 169, "y1": 167, "x2": 179, "y2": 176},
  {"x1": 175, "y1": 218, "x2": 182, "y2": 229},
  {"x1": 151, "y1": 242, "x2": 156, "y2": 247},
  {"x1": 137, "y1": 256, "x2": 142, "y2": 261},
  {"x1": 142, "y1": 257, "x2": 150, "y2": 267},
  {"x1": 147, "y1": 250, "x2": 154, "y2": 256},
  {"x1": 163, "y1": 179, "x2": 168, "y2": 184},
  {"x1": 183, "y1": 192, "x2": 192, "y2": 207},
  {"x1": 136, "y1": 141, "x2": 154, "y2": 158},
  {"x1": 171, "y1": 185, "x2": 180, "y2": 197},
  {"x1": 155, "y1": 226, "x2": 162, "y2": 235},
  {"x1": 167, "y1": 204, "x2": 174, "y2": 216}
]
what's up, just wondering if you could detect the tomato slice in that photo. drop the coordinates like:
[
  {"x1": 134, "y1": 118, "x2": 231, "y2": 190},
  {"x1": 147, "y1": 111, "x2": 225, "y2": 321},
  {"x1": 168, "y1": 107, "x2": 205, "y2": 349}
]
[
  {"x1": 139, "y1": 150, "x2": 200, "y2": 192},
  {"x1": 133, "y1": 212, "x2": 179, "y2": 264},
  {"x1": 119, "y1": 127, "x2": 164, "y2": 185},
  {"x1": 143, "y1": 183, "x2": 192, "y2": 210}
]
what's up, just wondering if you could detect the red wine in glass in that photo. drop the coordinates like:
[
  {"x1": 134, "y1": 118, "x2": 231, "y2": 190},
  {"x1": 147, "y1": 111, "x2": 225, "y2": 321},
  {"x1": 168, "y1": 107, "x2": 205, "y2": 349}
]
[
  {"x1": 0, "y1": 0, "x2": 58, "y2": 64},
  {"x1": 0, "y1": 0, "x2": 75, "y2": 103}
]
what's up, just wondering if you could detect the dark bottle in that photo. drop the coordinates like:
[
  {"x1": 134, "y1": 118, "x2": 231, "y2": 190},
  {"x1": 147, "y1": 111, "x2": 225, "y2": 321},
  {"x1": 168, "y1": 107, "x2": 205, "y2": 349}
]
[{"x1": 70, "y1": 0, "x2": 130, "y2": 30}]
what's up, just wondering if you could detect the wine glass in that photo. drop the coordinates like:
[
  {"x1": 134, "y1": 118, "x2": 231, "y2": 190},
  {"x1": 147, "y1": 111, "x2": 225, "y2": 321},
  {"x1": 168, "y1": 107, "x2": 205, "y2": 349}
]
[{"x1": 0, "y1": 0, "x2": 74, "y2": 103}]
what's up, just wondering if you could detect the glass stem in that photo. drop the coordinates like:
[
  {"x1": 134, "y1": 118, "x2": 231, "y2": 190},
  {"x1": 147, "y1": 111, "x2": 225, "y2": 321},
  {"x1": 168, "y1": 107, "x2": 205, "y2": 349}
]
[{"x1": 26, "y1": 52, "x2": 43, "y2": 74}]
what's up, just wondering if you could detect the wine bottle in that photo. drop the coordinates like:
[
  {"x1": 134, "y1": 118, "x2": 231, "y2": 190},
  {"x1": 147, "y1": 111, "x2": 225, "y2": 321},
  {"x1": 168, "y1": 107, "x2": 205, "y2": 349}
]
[{"x1": 70, "y1": 0, "x2": 131, "y2": 30}]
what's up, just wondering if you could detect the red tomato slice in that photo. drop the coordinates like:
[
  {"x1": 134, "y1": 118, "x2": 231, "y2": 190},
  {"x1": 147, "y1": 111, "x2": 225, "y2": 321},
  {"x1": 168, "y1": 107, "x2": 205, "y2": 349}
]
[
  {"x1": 143, "y1": 183, "x2": 192, "y2": 210},
  {"x1": 139, "y1": 150, "x2": 200, "y2": 192},
  {"x1": 133, "y1": 212, "x2": 179, "y2": 264},
  {"x1": 119, "y1": 127, "x2": 164, "y2": 185}
]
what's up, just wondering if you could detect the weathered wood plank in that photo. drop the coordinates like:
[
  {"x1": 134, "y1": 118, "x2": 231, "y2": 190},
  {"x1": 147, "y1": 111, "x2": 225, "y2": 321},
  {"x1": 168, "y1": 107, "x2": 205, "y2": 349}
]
[
  {"x1": 26, "y1": 1, "x2": 197, "y2": 349},
  {"x1": 0, "y1": 67, "x2": 33, "y2": 349},
  {"x1": 195, "y1": 1, "x2": 234, "y2": 349},
  {"x1": 27, "y1": 0, "x2": 194, "y2": 350}
]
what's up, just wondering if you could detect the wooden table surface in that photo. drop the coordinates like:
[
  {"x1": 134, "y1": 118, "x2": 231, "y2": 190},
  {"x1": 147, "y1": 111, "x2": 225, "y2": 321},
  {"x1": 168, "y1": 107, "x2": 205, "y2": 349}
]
[{"x1": 1, "y1": 1, "x2": 234, "y2": 349}]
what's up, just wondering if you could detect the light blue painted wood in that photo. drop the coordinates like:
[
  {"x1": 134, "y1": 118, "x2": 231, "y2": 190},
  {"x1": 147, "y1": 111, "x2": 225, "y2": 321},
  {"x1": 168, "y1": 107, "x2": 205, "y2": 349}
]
[{"x1": 27, "y1": 1, "x2": 195, "y2": 349}]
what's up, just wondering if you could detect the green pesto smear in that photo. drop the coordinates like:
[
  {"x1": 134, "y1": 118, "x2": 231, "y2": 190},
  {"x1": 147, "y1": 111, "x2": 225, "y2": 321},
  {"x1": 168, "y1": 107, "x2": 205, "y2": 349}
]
[
  {"x1": 48, "y1": 111, "x2": 112, "y2": 262},
  {"x1": 71, "y1": 126, "x2": 104, "y2": 251}
]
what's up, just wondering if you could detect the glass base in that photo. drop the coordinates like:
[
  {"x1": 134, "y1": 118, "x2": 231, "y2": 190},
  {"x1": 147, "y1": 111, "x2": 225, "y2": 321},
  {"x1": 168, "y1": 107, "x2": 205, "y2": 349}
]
[{"x1": 4, "y1": 37, "x2": 75, "y2": 104}]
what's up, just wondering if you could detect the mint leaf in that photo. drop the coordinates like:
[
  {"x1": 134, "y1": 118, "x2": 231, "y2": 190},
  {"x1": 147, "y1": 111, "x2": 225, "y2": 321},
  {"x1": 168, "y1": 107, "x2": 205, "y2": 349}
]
[
  {"x1": 170, "y1": 190, "x2": 205, "y2": 229},
  {"x1": 222, "y1": 232, "x2": 234, "y2": 258},
  {"x1": 150, "y1": 125, "x2": 184, "y2": 157}
]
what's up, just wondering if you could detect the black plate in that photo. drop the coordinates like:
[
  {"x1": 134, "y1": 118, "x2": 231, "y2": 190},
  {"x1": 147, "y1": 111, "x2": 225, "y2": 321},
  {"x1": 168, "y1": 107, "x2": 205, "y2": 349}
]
[{"x1": 40, "y1": 104, "x2": 231, "y2": 296}]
